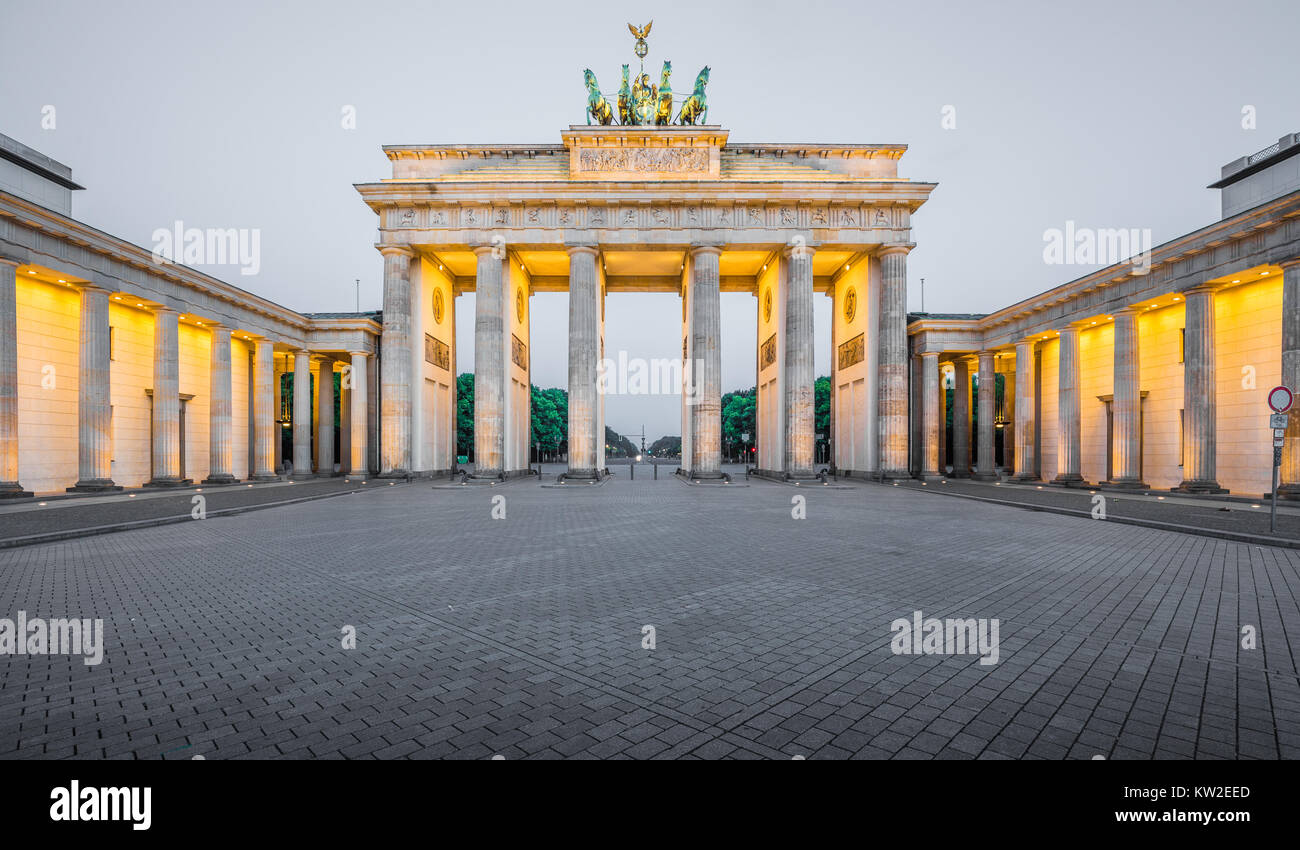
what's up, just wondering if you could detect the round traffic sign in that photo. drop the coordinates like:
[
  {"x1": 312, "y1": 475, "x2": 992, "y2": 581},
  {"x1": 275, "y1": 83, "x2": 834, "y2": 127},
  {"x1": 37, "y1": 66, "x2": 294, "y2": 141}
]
[{"x1": 1268, "y1": 385, "x2": 1293, "y2": 413}]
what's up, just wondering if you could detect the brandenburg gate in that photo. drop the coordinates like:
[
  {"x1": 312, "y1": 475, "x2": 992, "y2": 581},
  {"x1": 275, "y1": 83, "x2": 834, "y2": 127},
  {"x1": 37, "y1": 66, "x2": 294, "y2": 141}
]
[{"x1": 354, "y1": 33, "x2": 934, "y2": 482}]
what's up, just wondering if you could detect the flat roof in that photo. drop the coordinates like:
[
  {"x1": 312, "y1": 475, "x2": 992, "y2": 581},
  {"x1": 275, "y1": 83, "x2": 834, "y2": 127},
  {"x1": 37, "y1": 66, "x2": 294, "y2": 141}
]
[{"x1": 0, "y1": 132, "x2": 84, "y2": 191}]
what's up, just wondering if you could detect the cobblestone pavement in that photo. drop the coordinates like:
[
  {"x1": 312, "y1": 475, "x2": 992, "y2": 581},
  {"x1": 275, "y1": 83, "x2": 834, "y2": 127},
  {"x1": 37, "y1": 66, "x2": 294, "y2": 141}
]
[{"x1": 1, "y1": 464, "x2": 1296, "y2": 760}]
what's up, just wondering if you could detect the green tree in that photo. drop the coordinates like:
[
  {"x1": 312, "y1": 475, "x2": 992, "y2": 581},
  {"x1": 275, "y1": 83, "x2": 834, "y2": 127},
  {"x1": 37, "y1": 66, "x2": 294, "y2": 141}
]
[
  {"x1": 720, "y1": 387, "x2": 756, "y2": 461},
  {"x1": 456, "y1": 372, "x2": 474, "y2": 458},
  {"x1": 530, "y1": 385, "x2": 567, "y2": 460}
]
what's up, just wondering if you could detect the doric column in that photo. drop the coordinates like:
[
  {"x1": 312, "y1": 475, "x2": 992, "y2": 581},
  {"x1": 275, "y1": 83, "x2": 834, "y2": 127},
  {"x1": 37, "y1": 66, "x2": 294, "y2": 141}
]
[
  {"x1": 951, "y1": 357, "x2": 972, "y2": 476},
  {"x1": 292, "y1": 349, "x2": 313, "y2": 477},
  {"x1": 473, "y1": 246, "x2": 505, "y2": 478},
  {"x1": 250, "y1": 339, "x2": 277, "y2": 480},
  {"x1": 0, "y1": 259, "x2": 27, "y2": 497},
  {"x1": 1053, "y1": 326, "x2": 1084, "y2": 484},
  {"x1": 782, "y1": 244, "x2": 812, "y2": 478},
  {"x1": 339, "y1": 366, "x2": 351, "y2": 474},
  {"x1": 1282, "y1": 260, "x2": 1300, "y2": 495},
  {"x1": 70, "y1": 285, "x2": 117, "y2": 491},
  {"x1": 567, "y1": 246, "x2": 600, "y2": 478},
  {"x1": 938, "y1": 363, "x2": 948, "y2": 473},
  {"x1": 379, "y1": 245, "x2": 414, "y2": 477},
  {"x1": 316, "y1": 356, "x2": 335, "y2": 475},
  {"x1": 349, "y1": 352, "x2": 369, "y2": 476},
  {"x1": 920, "y1": 352, "x2": 941, "y2": 480},
  {"x1": 1179, "y1": 286, "x2": 1223, "y2": 492},
  {"x1": 203, "y1": 325, "x2": 236, "y2": 484},
  {"x1": 974, "y1": 350, "x2": 997, "y2": 480},
  {"x1": 273, "y1": 356, "x2": 283, "y2": 472},
  {"x1": 147, "y1": 308, "x2": 186, "y2": 486},
  {"x1": 877, "y1": 245, "x2": 911, "y2": 477},
  {"x1": 1111, "y1": 307, "x2": 1145, "y2": 487},
  {"x1": 1012, "y1": 340, "x2": 1038, "y2": 481}
]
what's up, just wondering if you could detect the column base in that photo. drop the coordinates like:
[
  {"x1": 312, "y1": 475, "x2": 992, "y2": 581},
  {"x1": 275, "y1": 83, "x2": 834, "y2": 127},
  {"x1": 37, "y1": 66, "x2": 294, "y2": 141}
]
[
  {"x1": 1101, "y1": 480, "x2": 1147, "y2": 491},
  {"x1": 0, "y1": 482, "x2": 34, "y2": 499},
  {"x1": 684, "y1": 469, "x2": 725, "y2": 480},
  {"x1": 920, "y1": 472, "x2": 945, "y2": 483},
  {"x1": 1176, "y1": 480, "x2": 1228, "y2": 495},
  {"x1": 66, "y1": 479, "x2": 123, "y2": 494},
  {"x1": 143, "y1": 477, "x2": 193, "y2": 488},
  {"x1": 1050, "y1": 473, "x2": 1088, "y2": 487},
  {"x1": 972, "y1": 471, "x2": 1000, "y2": 482},
  {"x1": 565, "y1": 468, "x2": 601, "y2": 479},
  {"x1": 201, "y1": 474, "x2": 240, "y2": 485},
  {"x1": 1277, "y1": 484, "x2": 1300, "y2": 500},
  {"x1": 247, "y1": 473, "x2": 281, "y2": 482},
  {"x1": 948, "y1": 470, "x2": 972, "y2": 479}
]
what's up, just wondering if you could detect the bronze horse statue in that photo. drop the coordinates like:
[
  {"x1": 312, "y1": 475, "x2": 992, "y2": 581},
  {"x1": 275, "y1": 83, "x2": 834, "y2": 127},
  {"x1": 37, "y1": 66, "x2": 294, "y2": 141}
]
[
  {"x1": 676, "y1": 66, "x2": 710, "y2": 125},
  {"x1": 583, "y1": 69, "x2": 614, "y2": 126},
  {"x1": 654, "y1": 60, "x2": 673, "y2": 125}
]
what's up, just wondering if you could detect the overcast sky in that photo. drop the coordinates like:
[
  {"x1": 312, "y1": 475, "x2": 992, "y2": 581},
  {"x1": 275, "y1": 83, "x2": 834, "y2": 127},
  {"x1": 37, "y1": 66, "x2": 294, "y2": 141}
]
[{"x1": 3, "y1": 0, "x2": 1296, "y2": 441}]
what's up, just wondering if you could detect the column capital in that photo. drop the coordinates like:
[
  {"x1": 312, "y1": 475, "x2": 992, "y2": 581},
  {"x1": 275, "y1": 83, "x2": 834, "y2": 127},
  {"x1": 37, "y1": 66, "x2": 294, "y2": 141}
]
[
  {"x1": 877, "y1": 243, "x2": 914, "y2": 258},
  {"x1": 377, "y1": 245, "x2": 415, "y2": 259},
  {"x1": 347, "y1": 349, "x2": 369, "y2": 358},
  {"x1": 566, "y1": 245, "x2": 599, "y2": 259},
  {"x1": 1277, "y1": 257, "x2": 1300, "y2": 269},
  {"x1": 1114, "y1": 305, "x2": 1143, "y2": 318},
  {"x1": 919, "y1": 350, "x2": 941, "y2": 360},
  {"x1": 1181, "y1": 282, "x2": 1221, "y2": 297},
  {"x1": 1015, "y1": 336, "x2": 1039, "y2": 348},
  {"x1": 472, "y1": 245, "x2": 502, "y2": 258},
  {"x1": 0, "y1": 256, "x2": 21, "y2": 269},
  {"x1": 690, "y1": 244, "x2": 724, "y2": 258}
]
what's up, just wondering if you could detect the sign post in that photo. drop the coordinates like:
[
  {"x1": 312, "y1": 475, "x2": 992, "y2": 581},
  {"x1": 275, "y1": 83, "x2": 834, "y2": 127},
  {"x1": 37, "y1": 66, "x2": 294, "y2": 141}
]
[{"x1": 1267, "y1": 386, "x2": 1293, "y2": 533}]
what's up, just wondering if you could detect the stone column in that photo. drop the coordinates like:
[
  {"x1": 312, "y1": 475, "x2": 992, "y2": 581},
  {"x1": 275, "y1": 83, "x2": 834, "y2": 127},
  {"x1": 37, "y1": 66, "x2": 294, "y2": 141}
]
[
  {"x1": 567, "y1": 246, "x2": 600, "y2": 478},
  {"x1": 1179, "y1": 286, "x2": 1224, "y2": 492},
  {"x1": 379, "y1": 245, "x2": 414, "y2": 477},
  {"x1": 349, "y1": 352, "x2": 369, "y2": 476},
  {"x1": 250, "y1": 340, "x2": 277, "y2": 480},
  {"x1": 1282, "y1": 260, "x2": 1300, "y2": 496},
  {"x1": 877, "y1": 246, "x2": 910, "y2": 478},
  {"x1": 920, "y1": 352, "x2": 941, "y2": 480},
  {"x1": 316, "y1": 357, "x2": 335, "y2": 475},
  {"x1": 473, "y1": 246, "x2": 505, "y2": 478},
  {"x1": 1111, "y1": 307, "x2": 1145, "y2": 487},
  {"x1": 273, "y1": 356, "x2": 283, "y2": 472},
  {"x1": 146, "y1": 308, "x2": 186, "y2": 486},
  {"x1": 203, "y1": 325, "x2": 236, "y2": 483},
  {"x1": 1013, "y1": 340, "x2": 1038, "y2": 481},
  {"x1": 70, "y1": 285, "x2": 118, "y2": 491},
  {"x1": 339, "y1": 366, "x2": 351, "y2": 474},
  {"x1": 782, "y1": 244, "x2": 812, "y2": 478},
  {"x1": 1053, "y1": 326, "x2": 1084, "y2": 485},
  {"x1": 974, "y1": 350, "x2": 997, "y2": 480},
  {"x1": 0, "y1": 259, "x2": 27, "y2": 497},
  {"x1": 951, "y1": 357, "x2": 972, "y2": 476},
  {"x1": 292, "y1": 349, "x2": 313, "y2": 477},
  {"x1": 938, "y1": 363, "x2": 948, "y2": 473}
]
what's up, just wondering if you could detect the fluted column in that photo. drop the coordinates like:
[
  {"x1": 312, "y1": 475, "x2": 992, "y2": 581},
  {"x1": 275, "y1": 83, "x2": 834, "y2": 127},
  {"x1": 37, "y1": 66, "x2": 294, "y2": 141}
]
[
  {"x1": 249, "y1": 339, "x2": 277, "y2": 480},
  {"x1": 0, "y1": 259, "x2": 26, "y2": 497},
  {"x1": 974, "y1": 350, "x2": 997, "y2": 480},
  {"x1": 920, "y1": 352, "x2": 941, "y2": 479},
  {"x1": 292, "y1": 349, "x2": 313, "y2": 476},
  {"x1": 1111, "y1": 307, "x2": 1144, "y2": 487},
  {"x1": 339, "y1": 366, "x2": 351, "y2": 474},
  {"x1": 202, "y1": 326, "x2": 236, "y2": 483},
  {"x1": 70, "y1": 285, "x2": 117, "y2": 491},
  {"x1": 951, "y1": 357, "x2": 972, "y2": 476},
  {"x1": 566, "y1": 247, "x2": 600, "y2": 477},
  {"x1": 782, "y1": 244, "x2": 812, "y2": 478},
  {"x1": 1282, "y1": 260, "x2": 1300, "y2": 496},
  {"x1": 349, "y1": 352, "x2": 369, "y2": 476},
  {"x1": 1052, "y1": 327, "x2": 1083, "y2": 484},
  {"x1": 316, "y1": 357, "x2": 335, "y2": 475},
  {"x1": 1179, "y1": 286, "x2": 1223, "y2": 492},
  {"x1": 272, "y1": 356, "x2": 283, "y2": 472},
  {"x1": 938, "y1": 364, "x2": 948, "y2": 473},
  {"x1": 379, "y1": 245, "x2": 414, "y2": 477},
  {"x1": 1011, "y1": 340, "x2": 1037, "y2": 481},
  {"x1": 146, "y1": 308, "x2": 185, "y2": 485},
  {"x1": 877, "y1": 245, "x2": 910, "y2": 478},
  {"x1": 473, "y1": 246, "x2": 505, "y2": 478}
]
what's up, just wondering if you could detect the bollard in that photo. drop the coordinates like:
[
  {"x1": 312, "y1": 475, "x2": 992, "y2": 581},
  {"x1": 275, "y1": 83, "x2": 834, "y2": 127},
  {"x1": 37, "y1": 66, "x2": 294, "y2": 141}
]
[
  {"x1": 630, "y1": 463, "x2": 635, "y2": 481},
  {"x1": 654, "y1": 462, "x2": 658, "y2": 480}
]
